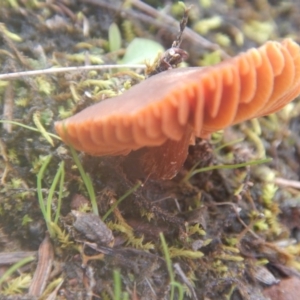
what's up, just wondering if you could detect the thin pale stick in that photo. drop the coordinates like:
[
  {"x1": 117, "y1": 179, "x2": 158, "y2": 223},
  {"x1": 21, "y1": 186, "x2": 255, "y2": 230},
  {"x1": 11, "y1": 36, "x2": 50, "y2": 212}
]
[
  {"x1": 274, "y1": 177, "x2": 300, "y2": 189},
  {"x1": 0, "y1": 64, "x2": 146, "y2": 80}
]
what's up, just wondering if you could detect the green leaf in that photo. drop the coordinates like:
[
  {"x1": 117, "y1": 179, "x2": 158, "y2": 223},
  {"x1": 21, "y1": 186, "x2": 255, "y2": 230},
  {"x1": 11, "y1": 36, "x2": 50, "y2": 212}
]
[
  {"x1": 109, "y1": 23, "x2": 122, "y2": 52},
  {"x1": 121, "y1": 38, "x2": 164, "y2": 64}
]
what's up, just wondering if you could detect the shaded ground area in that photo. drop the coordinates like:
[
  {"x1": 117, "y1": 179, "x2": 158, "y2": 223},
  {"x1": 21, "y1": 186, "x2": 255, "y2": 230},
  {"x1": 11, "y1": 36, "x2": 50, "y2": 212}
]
[{"x1": 1, "y1": 0, "x2": 300, "y2": 299}]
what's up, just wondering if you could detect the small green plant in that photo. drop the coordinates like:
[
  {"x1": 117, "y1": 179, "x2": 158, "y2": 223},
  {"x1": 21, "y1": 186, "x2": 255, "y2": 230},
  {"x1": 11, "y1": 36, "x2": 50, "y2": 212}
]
[
  {"x1": 213, "y1": 138, "x2": 244, "y2": 153},
  {"x1": 109, "y1": 23, "x2": 122, "y2": 52},
  {"x1": 107, "y1": 193, "x2": 154, "y2": 250},
  {"x1": 182, "y1": 157, "x2": 272, "y2": 182},
  {"x1": 113, "y1": 269, "x2": 129, "y2": 300},
  {"x1": 37, "y1": 156, "x2": 65, "y2": 238},
  {"x1": 102, "y1": 181, "x2": 141, "y2": 221},
  {"x1": 0, "y1": 256, "x2": 35, "y2": 293},
  {"x1": 33, "y1": 111, "x2": 55, "y2": 146},
  {"x1": 69, "y1": 146, "x2": 99, "y2": 216},
  {"x1": 1, "y1": 274, "x2": 31, "y2": 295},
  {"x1": 159, "y1": 233, "x2": 184, "y2": 300},
  {"x1": 0, "y1": 120, "x2": 61, "y2": 141}
]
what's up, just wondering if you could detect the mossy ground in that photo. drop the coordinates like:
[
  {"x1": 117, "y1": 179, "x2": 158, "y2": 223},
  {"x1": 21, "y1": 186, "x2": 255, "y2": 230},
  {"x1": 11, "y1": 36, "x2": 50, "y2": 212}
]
[{"x1": 1, "y1": 0, "x2": 300, "y2": 299}]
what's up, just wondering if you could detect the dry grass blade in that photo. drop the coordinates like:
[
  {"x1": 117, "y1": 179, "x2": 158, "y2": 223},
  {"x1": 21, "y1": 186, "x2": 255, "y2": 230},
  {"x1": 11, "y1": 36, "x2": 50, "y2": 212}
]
[{"x1": 28, "y1": 234, "x2": 54, "y2": 297}]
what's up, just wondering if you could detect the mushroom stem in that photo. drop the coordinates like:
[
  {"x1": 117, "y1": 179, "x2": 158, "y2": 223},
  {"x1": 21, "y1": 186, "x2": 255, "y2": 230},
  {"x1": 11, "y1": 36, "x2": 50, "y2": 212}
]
[{"x1": 123, "y1": 126, "x2": 193, "y2": 180}]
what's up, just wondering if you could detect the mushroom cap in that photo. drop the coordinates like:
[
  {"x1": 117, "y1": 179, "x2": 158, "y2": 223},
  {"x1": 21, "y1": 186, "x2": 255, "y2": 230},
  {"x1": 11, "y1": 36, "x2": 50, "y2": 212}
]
[{"x1": 55, "y1": 39, "x2": 300, "y2": 156}]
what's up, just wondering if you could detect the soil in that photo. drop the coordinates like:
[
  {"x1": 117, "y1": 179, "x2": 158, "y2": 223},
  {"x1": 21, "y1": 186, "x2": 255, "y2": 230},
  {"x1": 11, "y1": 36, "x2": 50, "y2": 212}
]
[{"x1": 1, "y1": 0, "x2": 300, "y2": 299}]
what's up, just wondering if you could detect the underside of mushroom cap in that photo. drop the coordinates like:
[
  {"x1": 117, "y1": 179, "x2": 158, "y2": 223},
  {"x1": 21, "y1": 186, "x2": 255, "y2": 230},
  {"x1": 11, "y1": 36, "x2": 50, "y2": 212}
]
[{"x1": 55, "y1": 38, "x2": 300, "y2": 157}]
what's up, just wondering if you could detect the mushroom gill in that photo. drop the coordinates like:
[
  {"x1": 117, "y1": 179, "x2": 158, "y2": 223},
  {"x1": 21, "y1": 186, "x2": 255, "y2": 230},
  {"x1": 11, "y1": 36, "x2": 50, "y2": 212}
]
[{"x1": 55, "y1": 39, "x2": 300, "y2": 180}]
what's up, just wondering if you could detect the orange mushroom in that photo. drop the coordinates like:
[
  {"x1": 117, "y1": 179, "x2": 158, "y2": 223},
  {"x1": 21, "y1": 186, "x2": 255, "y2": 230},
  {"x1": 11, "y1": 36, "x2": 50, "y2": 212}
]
[{"x1": 55, "y1": 39, "x2": 300, "y2": 180}]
